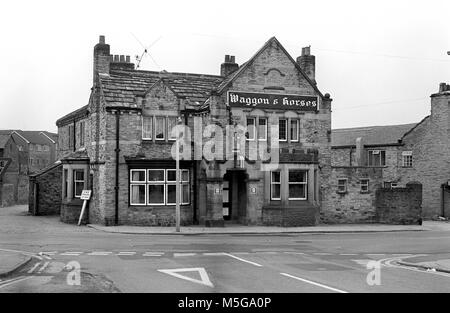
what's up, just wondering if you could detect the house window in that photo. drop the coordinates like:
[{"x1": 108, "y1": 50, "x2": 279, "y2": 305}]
[
  {"x1": 290, "y1": 119, "x2": 299, "y2": 142},
  {"x1": 360, "y1": 179, "x2": 369, "y2": 193},
  {"x1": 73, "y1": 169, "x2": 85, "y2": 198},
  {"x1": 246, "y1": 117, "x2": 256, "y2": 140},
  {"x1": 168, "y1": 117, "x2": 178, "y2": 141},
  {"x1": 63, "y1": 169, "x2": 68, "y2": 198},
  {"x1": 129, "y1": 169, "x2": 190, "y2": 206},
  {"x1": 130, "y1": 170, "x2": 146, "y2": 205},
  {"x1": 258, "y1": 118, "x2": 267, "y2": 141},
  {"x1": 155, "y1": 117, "x2": 165, "y2": 140},
  {"x1": 279, "y1": 119, "x2": 287, "y2": 141},
  {"x1": 288, "y1": 170, "x2": 307, "y2": 200},
  {"x1": 166, "y1": 169, "x2": 190, "y2": 205},
  {"x1": 337, "y1": 179, "x2": 347, "y2": 193},
  {"x1": 367, "y1": 150, "x2": 386, "y2": 166},
  {"x1": 384, "y1": 182, "x2": 398, "y2": 188},
  {"x1": 270, "y1": 171, "x2": 281, "y2": 200},
  {"x1": 402, "y1": 151, "x2": 413, "y2": 167},
  {"x1": 79, "y1": 121, "x2": 85, "y2": 147},
  {"x1": 142, "y1": 116, "x2": 153, "y2": 140},
  {"x1": 68, "y1": 125, "x2": 74, "y2": 149}
]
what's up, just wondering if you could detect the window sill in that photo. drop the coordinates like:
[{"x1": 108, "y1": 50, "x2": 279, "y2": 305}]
[{"x1": 336, "y1": 191, "x2": 348, "y2": 195}]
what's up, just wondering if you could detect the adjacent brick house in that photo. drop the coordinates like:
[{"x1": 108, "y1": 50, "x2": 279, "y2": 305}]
[
  {"x1": 0, "y1": 130, "x2": 58, "y2": 207},
  {"x1": 330, "y1": 83, "x2": 450, "y2": 220},
  {"x1": 54, "y1": 35, "x2": 333, "y2": 226}
]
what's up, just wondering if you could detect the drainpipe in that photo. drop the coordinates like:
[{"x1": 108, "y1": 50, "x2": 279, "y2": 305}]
[
  {"x1": 442, "y1": 184, "x2": 446, "y2": 218},
  {"x1": 114, "y1": 111, "x2": 120, "y2": 225}
]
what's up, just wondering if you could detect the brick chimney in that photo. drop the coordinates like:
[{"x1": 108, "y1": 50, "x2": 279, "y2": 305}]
[
  {"x1": 110, "y1": 54, "x2": 135, "y2": 71},
  {"x1": 93, "y1": 35, "x2": 111, "y2": 86},
  {"x1": 220, "y1": 55, "x2": 239, "y2": 77},
  {"x1": 297, "y1": 46, "x2": 316, "y2": 85}
]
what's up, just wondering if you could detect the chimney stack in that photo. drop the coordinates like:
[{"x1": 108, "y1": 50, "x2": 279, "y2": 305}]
[
  {"x1": 110, "y1": 54, "x2": 135, "y2": 71},
  {"x1": 221, "y1": 55, "x2": 239, "y2": 77},
  {"x1": 93, "y1": 35, "x2": 111, "y2": 85},
  {"x1": 297, "y1": 46, "x2": 316, "y2": 85},
  {"x1": 439, "y1": 82, "x2": 450, "y2": 93}
]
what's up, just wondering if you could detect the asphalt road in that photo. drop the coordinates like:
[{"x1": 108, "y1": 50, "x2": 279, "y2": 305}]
[{"x1": 1, "y1": 206, "x2": 450, "y2": 293}]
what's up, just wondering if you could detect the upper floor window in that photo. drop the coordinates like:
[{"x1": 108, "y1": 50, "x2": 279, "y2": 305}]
[
  {"x1": 155, "y1": 117, "x2": 165, "y2": 140},
  {"x1": 142, "y1": 116, "x2": 153, "y2": 140},
  {"x1": 279, "y1": 119, "x2": 287, "y2": 141},
  {"x1": 258, "y1": 118, "x2": 267, "y2": 141},
  {"x1": 246, "y1": 117, "x2": 256, "y2": 141},
  {"x1": 68, "y1": 125, "x2": 74, "y2": 149},
  {"x1": 79, "y1": 121, "x2": 85, "y2": 147},
  {"x1": 168, "y1": 117, "x2": 178, "y2": 141},
  {"x1": 402, "y1": 151, "x2": 413, "y2": 167},
  {"x1": 290, "y1": 119, "x2": 299, "y2": 142},
  {"x1": 367, "y1": 150, "x2": 386, "y2": 166}
]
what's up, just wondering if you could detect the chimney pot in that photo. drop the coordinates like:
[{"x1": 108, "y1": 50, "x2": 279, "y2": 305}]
[
  {"x1": 114, "y1": 55, "x2": 120, "y2": 62},
  {"x1": 221, "y1": 55, "x2": 239, "y2": 76},
  {"x1": 99, "y1": 35, "x2": 105, "y2": 44},
  {"x1": 120, "y1": 55, "x2": 125, "y2": 62},
  {"x1": 126, "y1": 55, "x2": 130, "y2": 63},
  {"x1": 439, "y1": 82, "x2": 446, "y2": 93}
]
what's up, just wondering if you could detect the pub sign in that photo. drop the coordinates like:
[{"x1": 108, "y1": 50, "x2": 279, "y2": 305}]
[{"x1": 227, "y1": 91, "x2": 319, "y2": 111}]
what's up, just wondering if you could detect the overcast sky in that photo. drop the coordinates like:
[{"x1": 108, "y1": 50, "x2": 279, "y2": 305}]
[{"x1": 1, "y1": 0, "x2": 449, "y2": 133}]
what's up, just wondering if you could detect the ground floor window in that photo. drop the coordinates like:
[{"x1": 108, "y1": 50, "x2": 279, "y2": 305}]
[
  {"x1": 288, "y1": 170, "x2": 307, "y2": 200},
  {"x1": 360, "y1": 179, "x2": 369, "y2": 193},
  {"x1": 337, "y1": 178, "x2": 348, "y2": 193},
  {"x1": 73, "y1": 169, "x2": 85, "y2": 198},
  {"x1": 129, "y1": 169, "x2": 190, "y2": 206},
  {"x1": 270, "y1": 171, "x2": 281, "y2": 200}
]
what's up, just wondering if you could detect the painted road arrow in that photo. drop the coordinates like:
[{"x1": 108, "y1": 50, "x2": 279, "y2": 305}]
[{"x1": 157, "y1": 267, "x2": 214, "y2": 288}]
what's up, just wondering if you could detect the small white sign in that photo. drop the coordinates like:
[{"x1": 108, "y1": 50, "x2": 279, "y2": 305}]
[
  {"x1": 223, "y1": 207, "x2": 229, "y2": 216},
  {"x1": 80, "y1": 190, "x2": 92, "y2": 200}
]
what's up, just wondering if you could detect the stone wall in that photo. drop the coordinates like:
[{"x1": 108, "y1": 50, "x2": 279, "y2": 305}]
[
  {"x1": 29, "y1": 163, "x2": 62, "y2": 215},
  {"x1": 0, "y1": 184, "x2": 14, "y2": 207},
  {"x1": 262, "y1": 204, "x2": 319, "y2": 226},
  {"x1": 375, "y1": 183, "x2": 422, "y2": 225}
]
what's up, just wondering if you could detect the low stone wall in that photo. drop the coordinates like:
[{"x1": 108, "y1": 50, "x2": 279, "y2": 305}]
[
  {"x1": 123, "y1": 206, "x2": 194, "y2": 226},
  {"x1": 375, "y1": 183, "x2": 422, "y2": 225},
  {"x1": 29, "y1": 163, "x2": 62, "y2": 215},
  {"x1": 0, "y1": 183, "x2": 14, "y2": 207},
  {"x1": 61, "y1": 200, "x2": 88, "y2": 224},
  {"x1": 262, "y1": 204, "x2": 319, "y2": 227}
]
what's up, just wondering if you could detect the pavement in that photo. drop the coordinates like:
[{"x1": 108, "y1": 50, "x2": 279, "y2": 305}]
[
  {"x1": 87, "y1": 223, "x2": 430, "y2": 235},
  {"x1": 0, "y1": 250, "x2": 32, "y2": 278}
]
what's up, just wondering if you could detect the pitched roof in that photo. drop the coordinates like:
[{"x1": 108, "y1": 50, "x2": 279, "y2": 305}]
[
  {"x1": 332, "y1": 123, "x2": 418, "y2": 147},
  {"x1": 99, "y1": 69, "x2": 224, "y2": 108},
  {"x1": 0, "y1": 130, "x2": 14, "y2": 149},
  {"x1": 12, "y1": 130, "x2": 58, "y2": 145},
  {"x1": 56, "y1": 105, "x2": 89, "y2": 127},
  {"x1": 216, "y1": 37, "x2": 323, "y2": 97}
]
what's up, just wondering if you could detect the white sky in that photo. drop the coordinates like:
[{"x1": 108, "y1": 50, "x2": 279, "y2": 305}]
[{"x1": 0, "y1": 0, "x2": 449, "y2": 132}]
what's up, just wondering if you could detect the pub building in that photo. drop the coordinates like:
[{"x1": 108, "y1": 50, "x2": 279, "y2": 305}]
[{"x1": 54, "y1": 35, "x2": 332, "y2": 227}]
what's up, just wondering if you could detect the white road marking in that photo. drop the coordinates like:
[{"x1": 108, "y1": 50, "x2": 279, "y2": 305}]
[
  {"x1": 340, "y1": 254, "x2": 358, "y2": 256},
  {"x1": 38, "y1": 262, "x2": 50, "y2": 273},
  {"x1": 87, "y1": 252, "x2": 112, "y2": 256},
  {"x1": 223, "y1": 253, "x2": 263, "y2": 267},
  {"x1": 280, "y1": 273, "x2": 348, "y2": 293},
  {"x1": 158, "y1": 267, "x2": 214, "y2": 288},
  {"x1": 366, "y1": 254, "x2": 386, "y2": 256},
  {"x1": 284, "y1": 252, "x2": 306, "y2": 255},
  {"x1": 27, "y1": 262, "x2": 41, "y2": 274},
  {"x1": 174, "y1": 253, "x2": 197, "y2": 257},
  {"x1": 117, "y1": 252, "x2": 137, "y2": 256},
  {"x1": 143, "y1": 252, "x2": 164, "y2": 257},
  {"x1": 232, "y1": 252, "x2": 250, "y2": 255},
  {"x1": 203, "y1": 252, "x2": 226, "y2": 256},
  {"x1": 60, "y1": 252, "x2": 83, "y2": 256},
  {"x1": 0, "y1": 276, "x2": 35, "y2": 289},
  {"x1": 313, "y1": 253, "x2": 333, "y2": 256}
]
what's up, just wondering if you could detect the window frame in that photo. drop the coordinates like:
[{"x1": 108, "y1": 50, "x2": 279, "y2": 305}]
[
  {"x1": 257, "y1": 117, "x2": 267, "y2": 141},
  {"x1": 142, "y1": 116, "x2": 153, "y2": 140},
  {"x1": 246, "y1": 117, "x2": 256, "y2": 141},
  {"x1": 402, "y1": 151, "x2": 413, "y2": 168},
  {"x1": 154, "y1": 116, "x2": 166, "y2": 141},
  {"x1": 288, "y1": 170, "x2": 308, "y2": 200},
  {"x1": 360, "y1": 178, "x2": 369, "y2": 193},
  {"x1": 130, "y1": 169, "x2": 147, "y2": 206},
  {"x1": 73, "y1": 169, "x2": 85, "y2": 199},
  {"x1": 290, "y1": 119, "x2": 299, "y2": 142},
  {"x1": 337, "y1": 178, "x2": 348, "y2": 194},
  {"x1": 367, "y1": 150, "x2": 386, "y2": 166},
  {"x1": 270, "y1": 171, "x2": 281, "y2": 201},
  {"x1": 279, "y1": 118, "x2": 287, "y2": 142},
  {"x1": 167, "y1": 117, "x2": 178, "y2": 141}
]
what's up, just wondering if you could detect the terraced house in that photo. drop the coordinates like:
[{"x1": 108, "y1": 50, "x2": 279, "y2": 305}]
[{"x1": 50, "y1": 35, "x2": 334, "y2": 227}]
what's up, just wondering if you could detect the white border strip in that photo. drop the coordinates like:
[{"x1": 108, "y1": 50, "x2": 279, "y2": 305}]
[
  {"x1": 223, "y1": 253, "x2": 263, "y2": 267},
  {"x1": 280, "y1": 273, "x2": 348, "y2": 293}
]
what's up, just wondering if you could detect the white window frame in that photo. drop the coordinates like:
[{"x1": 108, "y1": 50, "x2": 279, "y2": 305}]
[
  {"x1": 288, "y1": 170, "x2": 308, "y2": 200},
  {"x1": 246, "y1": 117, "x2": 256, "y2": 141},
  {"x1": 73, "y1": 169, "x2": 85, "y2": 198},
  {"x1": 402, "y1": 151, "x2": 413, "y2": 167},
  {"x1": 279, "y1": 118, "x2": 287, "y2": 142},
  {"x1": 147, "y1": 169, "x2": 165, "y2": 205},
  {"x1": 258, "y1": 117, "x2": 267, "y2": 141},
  {"x1": 270, "y1": 171, "x2": 281, "y2": 200},
  {"x1": 360, "y1": 179, "x2": 369, "y2": 193},
  {"x1": 166, "y1": 169, "x2": 190, "y2": 205},
  {"x1": 142, "y1": 116, "x2": 153, "y2": 140},
  {"x1": 290, "y1": 119, "x2": 299, "y2": 142},
  {"x1": 130, "y1": 169, "x2": 147, "y2": 206},
  {"x1": 155, "y1": 116, "x2": 166, "y2": 141},
  {"x1": 167, "y1": 117, "x2": 178, "y2": 141},
  {"x1": 337, "y1": 178, "x2": 348, "y2": 193},
  {"x1": 368, "y1": 150, "x2": 386, "y2": 166}
]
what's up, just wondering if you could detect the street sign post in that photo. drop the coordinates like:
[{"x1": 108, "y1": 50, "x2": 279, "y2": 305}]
[{"x1": 78, "y1": 190, "x2": 92, "y2": 226}]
